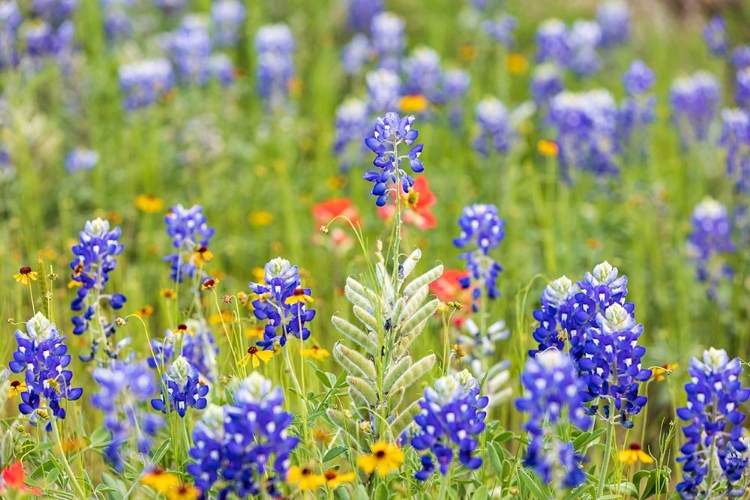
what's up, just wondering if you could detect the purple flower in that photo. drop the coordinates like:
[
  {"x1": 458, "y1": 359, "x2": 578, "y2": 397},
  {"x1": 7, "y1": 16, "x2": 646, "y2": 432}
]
[
  {"x1": 255, "y1": 23, "x2": 295, "y2": 107},
  {"x1": 670, "y1": 72, "x2": 721, "y2": 146},
  {"x1": 596, "y1": 0, "x2": 630, "y2": 48},
  {"x1": 211, "y1": 0, "x2": 245, "y2": 47},
  {"x1": 347, "y1": 0, "x2": 382, "y2": 33},
  {"x1": 531, "y1": 63, "x2": 564, "y2": 105},
  {"x1": 333, "y1": 98, "x2": 369, "y2": 172},
  {"x1": 65, "y1": 148, "x2": 99, "y2": 173},
  {"x1": 703, "y1": 16, "x2": 729, "y2": 57},
  {"x1": 718, "y1": 109, "x2": 750, "y2": 195},
  {"x1": 118, "y1": 59, "x2": 175, "y2": 110},
  {"x1": 163, "y1": 204, "x2": 215, "y2": 283},
  {"x1": 151, "y1": 356, "x2": 209, "y2": 418},
  {"x1": 536, "y1": 19, "x2": 569, "y2": 65},
  {"x1": 482, "y1": 15, "x2": 516, "y2": 48},
  {"x1": 473, "y1": 97, "x2": 514, "y2": 155},
  {"x1": 342, "y1": 33, "x2": 371, "y2": 75},
  {"x1": 366, "y1": 68, "x2": 400, "y2": 114},
  {"x1": 688, "y1": 198, "x2": 735, "y2": 298}
]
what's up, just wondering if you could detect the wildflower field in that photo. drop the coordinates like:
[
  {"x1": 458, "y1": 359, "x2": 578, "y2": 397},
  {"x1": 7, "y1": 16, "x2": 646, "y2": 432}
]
[{"x1": 3, "y1": 0, "x2": 750, "y2": 498}]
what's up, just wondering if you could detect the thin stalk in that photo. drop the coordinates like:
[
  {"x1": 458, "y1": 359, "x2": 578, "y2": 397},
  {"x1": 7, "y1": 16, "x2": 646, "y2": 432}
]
[
  {"x1": 52, "y1": 420, "x2": 87, "y2": 500},
  {"x1": 597, "y1": 420, "x2": 615, "y2": 498}
]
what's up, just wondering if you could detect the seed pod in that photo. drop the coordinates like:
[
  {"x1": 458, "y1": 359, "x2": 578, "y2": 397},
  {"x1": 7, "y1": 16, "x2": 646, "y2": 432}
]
[
  {"x1": 352, "y1": 305, "x2": 379, "y2": 333},
  {"x1": 331, "y1": 315, "x2": 377, "y2": 356},
  {"x1": 347, "y1": 376, "x2": 378, "y2": 406},
  {"x1": 403, "y1": 264, "x2": 443, "y2": 297},
  {"x1": 399, "y1": 248, "x2": 422, "y2": 282},
  {"x1": 396, "y1": 285, "x2": 428, "y2": 325},
  {"x1": 387, "y1": 386, "x2": 405, "y2": 411},
  {"x1": 398, "y1": 299, "x2": 439, "y2": 338},
  {"x1": 326, "y1": 409, "x2": 365, "y2": 451},
  {"x1": 390, "y1": 400, "x2": 422, "y2": 438},
  {"x1": 383, "y1": 355, "x2": 412, "y2": 393},
  {"x1": 390, "y1": 354, "x2": 436, "y2": 392},
  {"x1": 333, "y1": 343, "x2": 376, "y2": 380}
]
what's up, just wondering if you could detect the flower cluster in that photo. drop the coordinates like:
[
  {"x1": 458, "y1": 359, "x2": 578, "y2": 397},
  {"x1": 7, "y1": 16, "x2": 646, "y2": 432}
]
[
  {"x1": 403, "y1": 47, "x2": 443, "y2": 104},
  {"x1": 151, "y1": 356, "x2": 209, "y2": 418},
  {"x1": 8, "y1": 313, "x2": 83, "y2": 431},
  {"x1": 516, "y1": 349, "x2": 590, "y2": 488},
  {"x1": 481, "y1": 15, "x2": 516, "y2": 48},
  {"x1": 187, "y1": 373, "x2": 299, "y2": 497},
  {"x1": 702, "y1": 16, "x2": 729, "y2": 57},
  {"x1": 687, "y1": 198, "x2": 735, "y2": 298},
  {"x1": 530, "y1": 262, "x2": 650, "y2": 427},
  {"x1": 536, "y1": 18, "x2": 602, "y2": 77},
  {"x1": 249, "y1": 257, "x2": 316, "y2": 349},
  {"x1": 453, "y1": 204, "x2": 505, "y2": 309},
  {"x1": 65, "y1": 148, "x2": 99, "y2": 173},
  {"x1": 737, "y1": 67, "x2": 750, "y2": 109},
  {"x1": 410, "y1": 370, "x2": 488, "y2": 480},
  {"x1": 718, "y1": 109, "x2": 750, "y2": 195},
  {"x1": 164, "y1": 204, "x2": 215, "y2": 283},
  {"x1": 669, "y1": 72, "x2": 721, "y2": 147},
  {"x1": 91, "y1": 362, "x2": 163, "y2": 472},
  {"x1": 618, "y1": 60, "x2": 657, "y2": 153},
  {"x1": 531, "y1": 63, "x2": 564, "y2": 106},
  {"x1": 596, "y1": 0, "x2": 630, "y2": 48},
  {"x1": 370, "y1": 12, "x2": 405, "y2": 71},
  {"x1": 363, "y1": 112, "x2": 424, "y2": 207},
  {"x1": 161, "y1": 16, "x2": 231, "y2": 87},
  {"x1": 118, "y1": 59, "x2": 175, "y2": 110},
  {"x1": 69, "y1": 218, "x2": 126, "y2": 336},
  {"x1": 255, "y1": 23, "x2": 295, "y2": 107},
  {"x1": 149, "y1": 319, "x2": 219, "y2": 382},
  {"x1": 676, "y1": 348, "x2": 750, "y2": 499},
  {"x1": 366, "y1": 68, "x2": 401, "y2": 113},
  {"x1": 473, "y1": 97, "x2": 515, "y2": 156},
  {"x1": 347, "y1": 0, "x2": 383, "y2": 33},
  {"x1": 211, "y1": 0, "x2": 246, "y2": 47},
  {"x1": 333, "y1": 98, "x2": 369, "y2": 173},
  {"x1": 548, "y1": 89, "x2": 619, "y2": 180},
  {"x1": 101, "y1": 0, "x2": 132, "y2": 43}
]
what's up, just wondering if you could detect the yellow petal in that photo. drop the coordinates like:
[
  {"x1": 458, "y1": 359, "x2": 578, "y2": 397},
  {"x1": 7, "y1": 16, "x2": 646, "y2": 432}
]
[
  {"x1": 638, "y1": 451, "x2": 654, "y2": 464},
  {"x1": 251, "y1": 355, "x2": 260, "y2": 369},
  {"x1": 287, "y1": 466, "x2": 302, "y2": 483},
  {"x1": 356, "y1": 455, "x2": 376, "y2": 474}
]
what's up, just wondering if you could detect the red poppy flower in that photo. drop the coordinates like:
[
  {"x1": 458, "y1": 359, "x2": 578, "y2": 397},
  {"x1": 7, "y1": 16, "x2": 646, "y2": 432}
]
[
  {"x1": 1, "y1": 461, "x2": 41, "y2": 495},
  {"x1": 377, "y1": 177, "x2": 437, "y2": 230},
  {"x1": 312, "y1": 198, "x2": 361, "y2": 227}
]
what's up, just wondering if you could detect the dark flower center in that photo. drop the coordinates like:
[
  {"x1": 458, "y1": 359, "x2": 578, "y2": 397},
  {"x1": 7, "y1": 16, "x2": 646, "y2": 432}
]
[
  {"x1": 375, "y1": 450, "x2": 386, "y2": 458},
  {"x1": 248, "y1": 346, "x2": 259, "y2": 354},
  {"x1": 629, "y1": 443, "x2": 642, "y2": 451},
  {"x1": 19, "y1": 266, "x2": 32, "y2": 274}
]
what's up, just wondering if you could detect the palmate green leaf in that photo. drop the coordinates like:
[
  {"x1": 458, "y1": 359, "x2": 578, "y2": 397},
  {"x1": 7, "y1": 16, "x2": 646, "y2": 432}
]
[
  {"x1": 88, "y1": 426, "x2": 111, "y2": 450},
  {"x1": 517, "y1": 467, "x2": 549, "y2": 500}
]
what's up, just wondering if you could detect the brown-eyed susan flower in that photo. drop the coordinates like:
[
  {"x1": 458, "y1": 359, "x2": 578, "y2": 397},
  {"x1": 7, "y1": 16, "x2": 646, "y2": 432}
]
[
  {"x1": 248, "y1": 211, "x2": 274, "y2": 227},
  {"x1": 137, "y1": 305, "x2": 154, "y2": 317},
  {"x1": 618, "y1": 443, "x2": 654, "y2": 466},
  {"x1": 175, "y1": 324, "x2": 192, "y2": 336},
  {"x1": 13, "y1": 266, "x2": 38, "y2": 286},
  {"x1": 399, "y1": 94, "x2": 428, "y2": 113},
  {"x1": 356, "y1": 442, "x2": 404, "y2": 477},
  {"x1": 160, "y1": 288, "x2": 177, "y2": 299},
  {"x1": 301, "y1": 345, "x2": 330, "y2": 361},
  {"x1": 312, "y1": 427, "x2": 333, "y2": 445},
  {"x1": 141, "y1": 468, "x2": 180, "y2": 493},
  {"x1": 537, "y1": 140, "x2": 559, "y2": 157},
  {"x1": 286, "y1": 466, "x2": 326, "y2": 491},
  {"x1": 451, "y1": 344, "x2": 466, "y2": 363},
  {"x1": 324, "y1": 469, "x2": 356, "y2": 489},
  {"x1": 239, "y1": 345, "x2": 274, "y2": 369},
  {"x1": 8, "y1": 380, "x2": 26, "y2": 398},
  {"x1": 507, "y1": 53, "x2": 529, "y2": 74},
  {"x1": 193, "y1": 246, "x2": 214, "y2": 266},
  {"x1": 652, "y1": 363, "x2": 678, "y2": 382},
  {"x1": 201, "y1": 278, "x2": 219, "y2": 291},
  {"x1": 166, "y1": 484, "x2": 201, "y2": 500},
  {"x1": 285, "y1": 287, "x2": 314, "y2": 305},
  {"x1": 135, "y1": 195, "x2": 165, "y2": 214}
]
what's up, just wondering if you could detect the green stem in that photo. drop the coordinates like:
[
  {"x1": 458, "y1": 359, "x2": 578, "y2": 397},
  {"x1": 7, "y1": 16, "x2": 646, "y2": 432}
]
[
  {"x1": 438, "y1": 466, "x2": 452, "y2": 500},
  {"x1": 597, "y1": 420, "x2": 615, "y2": 498},
  {"x1": 52, "y1": 420, "x2": 87, "y2": 500},
  {"x1": 283, "y1": 346, "x2": 310, "y2": 458}
]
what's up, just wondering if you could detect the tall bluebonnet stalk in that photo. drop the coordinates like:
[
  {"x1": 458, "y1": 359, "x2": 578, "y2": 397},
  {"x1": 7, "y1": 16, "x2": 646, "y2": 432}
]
[
  {"x1": 187, "y1": 373, "x2": 298, "y2": 498},
  {"x1": 69, "y1": 218, "x2": 127, "y2": 362},
  {"x1": 333, "y1": 97, "x2": 369, "y2": 173},
  {"x1": 148, "y1": 319, "x2": 219, "y2": 382},
  {"x1": 517, "y1": 349, "x2": 590, "y2": 488},
  {"x1": 481, "y1": 15, "x2": 516, "y2": 48},
  {"x1": 530, "y1": 262, "x2": 651, "y2": 428},
  {"x1": 457, "y1": 318, "x2": 511, "y2": 408},
  {"x1": 8, "y1": 313, "x2": 83, "y2": 431},
  {"x1": 453, "y1": 204, "x2": 505, "y2": 312},
  {"x1": 702, "y1": 16, "x2": 729, "y2": 57},
  {"x1": 732, "y1": 46, "x2": 750, "y2": 71},
  {"x1": 718, "y1": 109, "x2": 750, "y2": 195},
  {"x1": 676, "y1": 348, "x2": 750, "y2": 499},
  {"x1": 531, "y1": 63, "x2": 564, "y2": 107},
  {"x1": 403, "y1": 47, "x2": 444, "y2": 104},
  {"x1": 370, "y1": 11, "x2": 404, "y2": 71},
  {"x1": 687, "y1": 198, "x2": 735, "y2": 300},
  {"x1": 535, "y1": 19, "x2": 569, "y2": 66},
  {"x1": 255, "y1": 23, "x2": 295, "y2": 109},
  {"x1": 118, "y1": 59, "x2": 175, "y2": 111},
  {"x1": 670, "y1": 72, "x2": 721, "y2": 147},
  {"x1": 347, "y1": 0, "x2": 383, "y2": 33},
  {"x1": 211, "y1": 0, "x2": 245, "y2": 48},
  {"x1": 473, "y1": 98, "x2": 515, "y2": 156},
  {"x1": 567, "y1": 20, "x2": 601, "y2": 77},
  {"x1": 443, "y1": 69, "x2": 470, "y2": 127},
  {"x1": 91, "y1": 361, "x2": 163, "y2": 472},
  {"x1": 596, "y1": 0, "x2": 630, "y2": 48},
  {"x1": 366, "y1": 68, "x2": 400, "y2": 113},
  {"x1": 736, "y1": 68, "x2": 750, "y2": 109},
  {"x1": 151, "y1": 356, "x2": 209, "y2": 418},
  {"x1": 619, "y1": 60, "x2": 656, "y2": 157},
  {"x1": 249, "y1": 257, "x2": 316, "y2": 350},
  {"x1": 164, "y1": 204, "x2": 215, "y2": 283},
  {"x1": 64, "y1": 148, "x2": 99, "y2": 173},
  {"x1": 410, "y1": 370, "x2": 488, "y2": 480},
  {"x1": 342, "y1": 34, "x2": 371, "y2": 75},
  {"x1": 101, "y1": 0, "x2": 132, "y2": 43}
]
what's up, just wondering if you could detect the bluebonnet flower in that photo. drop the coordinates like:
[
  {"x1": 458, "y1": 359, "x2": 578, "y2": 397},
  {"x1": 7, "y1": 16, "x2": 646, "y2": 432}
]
[
  {"x1": 118, "y1": 59, "x2": 175, "y2": 110},
  {"x1": 736, "y1": 67, "x2": 750, "y2": 109},
  {"x1": 411, "y1": 370, "x2": 488, "y2": 480},
  {"x1": 255, "y1": 23, "x2": 295, "y2": 107},
  {"x1": 531, "y1": 63, "x2": 564, "y2": 106},
  {"x1": 8, "y1": 313, "x2": 83, "y2": 431},
  {"x1": 473, "y1": 97, "x2": 514, "y2": 156},
  {"x1": 31, "y1": 0, "x2": 76, "y2": 26},
  {"x1": 366, "y1": 68, "x2": 400, "y2": 114},
  {"x1": 516, "y1": 349, "x2": 590, "y2": 487},
  {"x1": 211, "y1": 0, "x2": 245, "y2": 47},
  {"x1": 567, "y1": 20, "x2": 602, "y2": 77},
  {"x1": 530, "y1": 262, "x2": 651, "y2": 427},
  {"x1": 69, "y1": 218, "x2": 126, "y2": 337},
  {"x1": 363, "y1": 111, "x2": 423, "y2": 206},
  {"x1": 151, "y1": 356, "x2": 209, "y2": 418},
  {"x1": 535, "y1": 19, "x2": 569, "y2": 65},
  {"x1": 676, "y1": 348, "x2": 750, "y2": 499},
  {"x1": 619, "y1": 60, "x2": 657, "y2": 152},
  {"x1": 718, "y1": 109, "x2": 750, "y2": 194},
  {"x1": 162, "y1": 15, "x2": 212, "y2": 86},
  {"x1": 148, "y1": 319, "x2": 219, "y2": 382},
  {"x1": 101, "y1": 0, "x2": 132, "y2": 42},
  {"x1": 18, "y1": 17, "x2": 75, "y2": 71},
  {"x1": 370, "y1": 11, "x2": 404, "y2": 70},
  {"x1": 187, "y1": 372, "x2": 299, "y2": 497},
  {"x1": 703, "y1": 16, "x2": 729, "y2": 57},
  {"x1": 91, "y1": 362, "x2": 163, "y2": 472},
  {"x1": 0, "y1": 2, "x2": 21, "y2": 70},
  {"x1": 404, "y1": 47, "x2": 444, "y2": 103},
  {"x1": 163, "y1": 204, "x2": 215, "y2": 283},
  {"x1": 687, "y1": 198, "x2": 735, "y2": 299},
  {"x1": 453, "y1": 204, "x2": 505, "y2": 309},
  {"x1": 596, "y1": 0, "x2": 630, "y2": 48},
  {"x1": 732, "y1": 45, "x2": 750, "y2": 70},
  {"x1": 154, "y1": 0, "x2": 185, "y2": 16},
  {"x1": 333, "y1": 98, "x2": 369, "y2": 172},
  {"x1": 670, "y1": 72, "x2": 721, "y2": 147},
  {"x1": 249, "y1": 257, "x2": 316, "y2": 349},
  {"x1": 0, "y1": 147, "x2": 13, "y2": 183},
  {"x1": 443, "y1": 69, "x2": 470, "y2": 126},
  {"x1": 548, "y1": 90, "x2": 619, "y2": 180},
  {"x1": 64, "y1": 148, "x2": 99, "y2": 173},
  {"x1": 482, "y1": 15, "x2": 516, "y2": 48},
  {"x1": 209, "y1": 53, "x2": 234, "y2": 86},
  {"x1": 342, "y1": 34, "x2": 371, "y2": 75},
  {"x1": 347, "y1": 0, "x2": 382, "y2": 33}
]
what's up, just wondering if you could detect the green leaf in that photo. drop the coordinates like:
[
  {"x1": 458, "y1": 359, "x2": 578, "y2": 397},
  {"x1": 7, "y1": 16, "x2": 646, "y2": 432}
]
[
  {"x1": 473, "y1": 485, "x2": 489, "y2": 500},
  {"x1": 488, "y1": 442, "x2": 504, "y2": 477},
  {"x1": 517, "y1": 467, "x2": 548, "y2": 500},
  {"x1": 30, "y1": 460, "x2": 59, "y2": 481},
  {"x1": 314, "y1": 368, "x2": 332, "y2": 388},
  {"x1": 151, "y1": 438, "x2": 172, "y2": 465},
  {"x1": 374, "y1": 482, "x2": 389, "y2": 500},
  {"x1": 89, "y1": 427, "x2": 111, "y2": 450},
  {"x1": 102, "y1": 472, "x2": 128, "y2": 498},
  {"x1": 572, "y1": 428, "x2": 606, "y2": 451},
  {"x1": 323, "y1": 445, "x2": 348, "y2": 462},
  {"x1": 353, "y1": 484, "x2": 370, "y2": 500},
  {"x1": 492, "y1": 430, "x2": 514, "y2": 445},
  {"x1": 640, "y1": 469, "x2": 669, "y2": 499}
]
